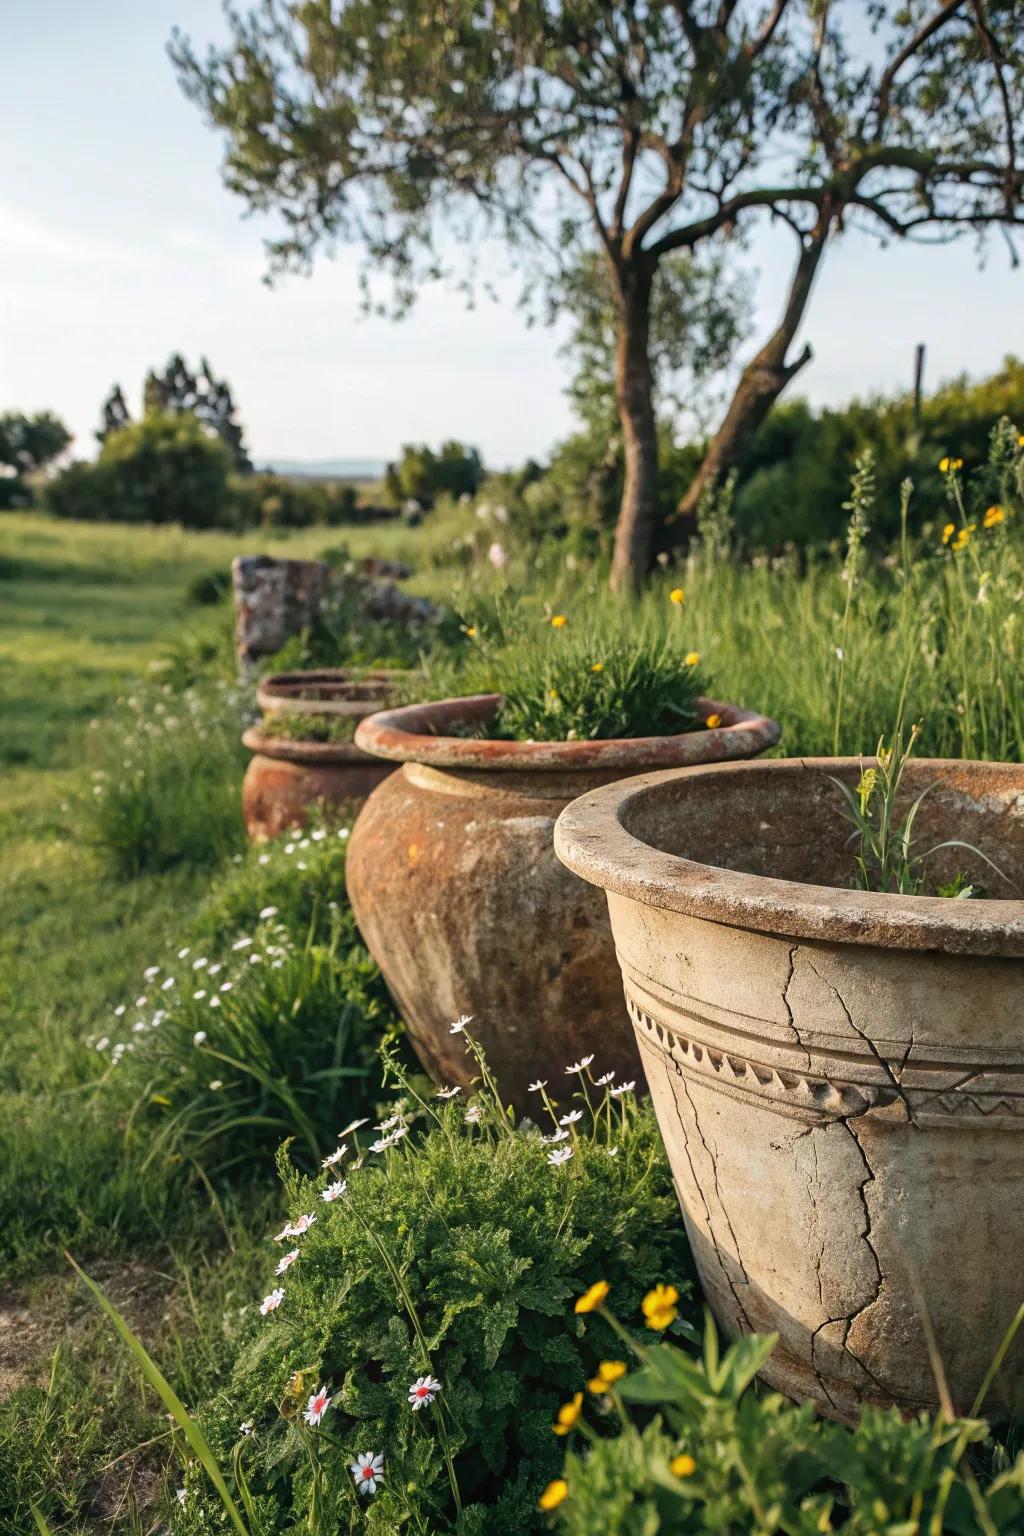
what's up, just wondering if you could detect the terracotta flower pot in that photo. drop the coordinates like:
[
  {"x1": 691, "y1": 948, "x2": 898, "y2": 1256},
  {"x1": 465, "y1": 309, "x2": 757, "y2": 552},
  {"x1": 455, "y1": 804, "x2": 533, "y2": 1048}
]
[
  {"x1": 554, "y1": 756, "x2": 1024, "y2": 1420},
  {"x1": 242, "y1": 670, "x2": 403, "y2": 841},
  {"x1": 346, "y1": 693, "x2": 780, "y2": 1111}
]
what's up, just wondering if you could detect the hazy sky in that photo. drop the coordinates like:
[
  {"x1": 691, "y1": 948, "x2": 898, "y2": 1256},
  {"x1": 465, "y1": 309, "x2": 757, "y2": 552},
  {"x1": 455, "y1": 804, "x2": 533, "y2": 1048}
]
[{"x1": 2, "y1": 0, "x2": 1022, "y2": 469}]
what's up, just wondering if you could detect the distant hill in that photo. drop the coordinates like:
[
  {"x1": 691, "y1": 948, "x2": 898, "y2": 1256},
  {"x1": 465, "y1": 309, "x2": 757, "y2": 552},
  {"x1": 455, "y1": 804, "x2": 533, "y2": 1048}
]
[{"x1": 255, "y1": 458, "x2": 386, "y2": 481}]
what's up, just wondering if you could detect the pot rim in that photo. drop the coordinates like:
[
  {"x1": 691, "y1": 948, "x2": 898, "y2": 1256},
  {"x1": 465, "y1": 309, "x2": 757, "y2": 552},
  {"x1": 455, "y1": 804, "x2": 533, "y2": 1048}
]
[
  {"x1": 354, "y1": 693, "x2": 781, "y2": 770},
  {"x1": 257, "y1": 668, "x2": 409, "y2": 719},
  {"x1": 241, "y1": 724, "x2": 375, "y2": 766},
  {"x1": 553, "y1": 756, "x2": 1024, "y2": 956}
]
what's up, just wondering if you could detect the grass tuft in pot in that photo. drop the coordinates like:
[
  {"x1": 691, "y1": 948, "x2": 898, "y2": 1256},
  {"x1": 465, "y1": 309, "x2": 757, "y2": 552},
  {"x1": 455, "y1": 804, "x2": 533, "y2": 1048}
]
[{"x1": 411, "y1": 599, "x2": 709, "y2": 742}]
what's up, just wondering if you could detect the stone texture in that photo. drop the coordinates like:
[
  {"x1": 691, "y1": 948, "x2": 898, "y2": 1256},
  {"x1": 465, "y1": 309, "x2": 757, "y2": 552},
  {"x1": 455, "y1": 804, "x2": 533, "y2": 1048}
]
[
  {"x1": 555, "y1": 756, "x2": 1024, "y2": 1419},
  {"x1": 346, "y1": 693, "x2": 780, "y2": 1111},
  {"x1": 232, "y1": 556, "x2": 332, "y2": 677}
]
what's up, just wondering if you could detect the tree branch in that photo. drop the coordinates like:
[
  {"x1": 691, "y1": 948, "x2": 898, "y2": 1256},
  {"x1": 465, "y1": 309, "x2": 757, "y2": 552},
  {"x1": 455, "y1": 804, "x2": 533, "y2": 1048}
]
[{"x1": 874, "y1": 0, "x2": 969, "y2": 133}]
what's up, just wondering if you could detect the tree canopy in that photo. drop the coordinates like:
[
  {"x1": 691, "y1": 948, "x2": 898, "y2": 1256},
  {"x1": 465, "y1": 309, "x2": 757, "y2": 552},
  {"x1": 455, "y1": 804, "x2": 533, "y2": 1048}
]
[
  {"x1": 99, "y1": 354, "x2": 252, "y2": 472},
  {"x1": 172, "y1": 0, "x2": 1024, "y2": 586}
]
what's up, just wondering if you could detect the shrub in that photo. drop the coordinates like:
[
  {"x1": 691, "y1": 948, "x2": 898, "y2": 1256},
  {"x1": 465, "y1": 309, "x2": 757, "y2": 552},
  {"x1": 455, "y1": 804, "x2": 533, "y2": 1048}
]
[
  {"x1": 384, "y1": 441, "x2": 484, "y2": 507},
  {"x1": 47, "y1": 410, "x2": 235, "y2": 527},
  {"x1": 94, "y1": 828, "x2": 398, "y2": 1176},
  {"x1": 83, "y1": 682, "x2": 248, "y2": 875},
  {"x1": 231, "y1": 472, "x2": 360, "y2": 529},
  {"x1": 173, "y1": 1047, "x2": 691, "y2": 1534},
  {"x1": 550, "y1": 1311, "x2": 1024, "y2": 1534}
]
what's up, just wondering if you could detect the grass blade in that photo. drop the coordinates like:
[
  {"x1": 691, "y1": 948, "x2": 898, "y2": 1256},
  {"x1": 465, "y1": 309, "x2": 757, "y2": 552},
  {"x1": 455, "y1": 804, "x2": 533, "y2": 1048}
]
[
  {"x1": 65, "y1": 1251, "x2": 250, "y2": 1536},
  {"x1": 31, "y1": 1507, "x2": 54, "y2": 1536}
]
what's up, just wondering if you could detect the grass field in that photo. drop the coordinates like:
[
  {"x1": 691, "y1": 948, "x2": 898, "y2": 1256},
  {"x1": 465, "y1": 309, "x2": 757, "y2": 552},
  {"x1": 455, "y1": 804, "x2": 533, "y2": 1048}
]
[
  {"x1": 0, "y1": 512, "x2": 420, "y2": 1529},
  {"x1": 3, "y1": 483, "x2": 1023, "y2": 1531}
]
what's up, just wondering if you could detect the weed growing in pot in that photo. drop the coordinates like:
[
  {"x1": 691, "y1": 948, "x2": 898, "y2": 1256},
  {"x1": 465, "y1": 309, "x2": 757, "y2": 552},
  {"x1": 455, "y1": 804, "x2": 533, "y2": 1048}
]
[
  {"x1": 170, "y1": 1038, "x2": 692, "y2": 1534},
  {"x1": 84, "y1": 681, "x2": 249, "y2": 876},
  {"x1": 255, "y1": 708, "x2": 361, "y2": 744},
  {"x1": 546, "y1": 1304, "x2": 1024, "y2": 1534},
  {"x1": 416, "y1": 599, "x2": 708, "y2": 742},
  {"x1": 835, "y1": 721, "x2": 1015, "y2": 897}
]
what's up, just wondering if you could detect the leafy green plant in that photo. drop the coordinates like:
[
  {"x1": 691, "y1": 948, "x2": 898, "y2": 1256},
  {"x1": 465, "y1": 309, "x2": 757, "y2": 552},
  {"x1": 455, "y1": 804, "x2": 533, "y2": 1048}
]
[
  {"x1": 549, "y1": 1309, "x2": 1024, "y2": 1534},
  {"x1": 174, "y1": 1039, "x2": 692, "y2": 1535},
  {"x1": 835, "y1": 723, "x2": 1013, "y2": 897},
  {"x1": 256, "y1": 709, "x2": 360, "y2": 744},
  {"x1": 416, "y1": 599, "x2": 708, "y2": 742},
  {"x1": 99, "y1": 898, "x2": 396, "y2": 1177},
  {"x1": 83, "y1": 681, "x2": 249, "y2": 876}
]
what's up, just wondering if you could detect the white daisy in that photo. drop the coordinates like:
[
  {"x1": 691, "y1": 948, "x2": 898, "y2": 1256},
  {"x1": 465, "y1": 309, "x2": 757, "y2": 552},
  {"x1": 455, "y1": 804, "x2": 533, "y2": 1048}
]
[
  {"x1": 464, "y1": 1105, "x2": 483, "y2": 1124},
  {"x1": 321, "y1": 1179, "x2": 347, "y2": 1202},
  {"x1": 337, "y1": 1118, "x2": 369, "y2": 1138},
  {"x1": 95, "y1": 1037, "x2": 110, "y2": 1052},
  {"x1": 113, "y1": 1005, "x2": 126, "y2": 1018},
  {"x1": 610, "y1": 1081, "x2": 636, "y2": 1097},
  {"x1": 239, "y1": 1420, "x2": 253, "y2": 1436},
  {"x1": 541, "y1": 1129, "x2": 569, "y2": 1144},
  {"x1": 193, "y1": 957, "x2": 208, "y2": 970},
  {"x1": 376, "y1": 1113, "x2": 404, "y2": 1131},
  {"x1": 232, "y1": 937, "x2": 253, "y2": 951},
  {"x1": 178, "y1": 947, "x2": 191, "y2": 959},
  {"x1": 606, "y1": 1146, "x2": 620, "y2": 1157},
  {"x1": 161, "y1": 976, "x2": 175, "y2": 991},
  {"x1": 595, "y1": 1071, "x2": 616, "y2": 1085},
  {"x1": 559, "y1": 1110, "x2": 584, "y2": 1126},
  {"x1": 350, "y1": 1451, "x2": 384, "y2": 1495},
  {"x1": 288, "y1": 1213, "x2": 317, "y2": 1236},
  {"x1": 259, "y1": 905, "x2": 278, "y2": 919},
  {"x1": 565, "y1": 1056, "x2": 595, "y2": 1074},
  {"x1": 144, "y1": 966, "x2": 160, "y2": 980},
  {"x1": 449, "y1": 1014, "x2": 473, "y2": 1034},
  {"x1": 547, "y1": 1146, "x2": 574, "y2": 1166},
  {"x1": 408, "y1": 1374, "x2": 442, "y2": 1410},
  {"x1": 303, "y1": 1384, "x2": 332, "y2": 1427},
  {"x1": 434, "y1": 1085, "x2": 462, "y2": 1100},
  {"x1": 192, "y1": 1030, "x2": 207, "y2": 1046},
  {"x1": 528, "y1": 1079, "x2": 548, "y2": 1092},
  {"x1": 259, "y1": 1287, "x2": 285, "y2": 1315},
  {"x1": 275, "y1": 1249, "x2": 299, "y2": 1275},
  {"x1": 175, "y1": 1487, "x2": 188, "y2": 1506},
  {"x1": 193, "y1": 990, "x2": 207, "y2": 1000},
  {"x1": 321, "y1": 1147, "x2": 347, "y2": 1169}
]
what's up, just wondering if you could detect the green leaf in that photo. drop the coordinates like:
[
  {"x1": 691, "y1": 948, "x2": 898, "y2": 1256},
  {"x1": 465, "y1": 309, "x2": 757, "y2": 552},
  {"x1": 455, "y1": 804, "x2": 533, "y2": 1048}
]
[{"x1": 65, "y1": 1251, "x2": 251, "y2": 1536}]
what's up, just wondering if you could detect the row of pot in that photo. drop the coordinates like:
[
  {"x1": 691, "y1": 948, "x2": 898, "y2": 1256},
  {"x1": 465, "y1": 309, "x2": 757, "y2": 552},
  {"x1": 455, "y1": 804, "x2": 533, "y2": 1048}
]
[{"x1": 242, "y1": 670, "x2": 1024, "y2": 1425}]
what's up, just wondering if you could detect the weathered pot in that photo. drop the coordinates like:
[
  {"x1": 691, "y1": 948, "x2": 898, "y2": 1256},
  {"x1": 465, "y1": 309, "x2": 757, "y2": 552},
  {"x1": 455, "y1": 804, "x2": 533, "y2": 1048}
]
[
  {"x1": 346, "y1": 694, "x2": 780, "y2": 1110},
  {"x1": 554, "y1": 756, "x2": 1024, "y2": 1420},
  {"x1": 242, "y1": 670, "x2": 401, "y2": 840}
]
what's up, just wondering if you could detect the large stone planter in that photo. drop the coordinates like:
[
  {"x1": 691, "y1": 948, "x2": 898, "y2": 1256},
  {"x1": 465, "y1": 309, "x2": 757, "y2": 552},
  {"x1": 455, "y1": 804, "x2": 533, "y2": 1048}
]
[
  {"x1": 346, "y1": 694, "x2": 780, "y2": 1110},
  {"x1": 241, "y1": 670, "x2": 401, "y2": 841},
  {"x1": 554, "y1": 756, "x2": 1024, "y2": 1420}
]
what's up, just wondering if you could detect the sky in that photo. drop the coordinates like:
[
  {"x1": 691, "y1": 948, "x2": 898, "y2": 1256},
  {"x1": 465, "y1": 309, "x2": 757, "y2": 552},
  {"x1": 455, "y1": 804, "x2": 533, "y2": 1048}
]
[{"x1": 2, "y1": 1, "x2": 1022, "y2": 470}]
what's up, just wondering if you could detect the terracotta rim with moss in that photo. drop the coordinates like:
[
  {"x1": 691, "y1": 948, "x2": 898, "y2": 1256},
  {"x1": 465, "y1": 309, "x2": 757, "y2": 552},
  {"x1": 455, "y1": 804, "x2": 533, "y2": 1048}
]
[{"x1": 354, "y1": 692, "x2": 781, "y2": 771}]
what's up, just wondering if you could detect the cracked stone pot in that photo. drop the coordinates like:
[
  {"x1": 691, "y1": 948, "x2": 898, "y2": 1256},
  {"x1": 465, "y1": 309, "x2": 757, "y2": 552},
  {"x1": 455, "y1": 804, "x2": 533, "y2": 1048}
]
[
  {"x1": 346, "y1": 693, "x2": 780, "y2": 1111},
  {"x1": 241, "y1": 670, "x2": 402, "y2": 841},
  {"x1": 555, "y1": 756, "x2": 1024, "y2": 1419}
]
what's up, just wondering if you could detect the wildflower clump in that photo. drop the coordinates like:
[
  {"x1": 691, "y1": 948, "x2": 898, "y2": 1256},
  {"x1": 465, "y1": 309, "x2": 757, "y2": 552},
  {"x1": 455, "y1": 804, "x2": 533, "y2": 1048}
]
[
  {"x1": 414, "y1": 598, "x2": 709, "y2": 742},
  {"x1": 179, "y1": 1040, "x2": 691, "y2": 1534}
]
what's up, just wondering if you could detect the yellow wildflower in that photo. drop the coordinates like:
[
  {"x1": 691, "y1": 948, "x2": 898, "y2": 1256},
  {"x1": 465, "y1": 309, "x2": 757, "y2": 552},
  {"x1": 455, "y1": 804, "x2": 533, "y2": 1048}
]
[
  {"x1": 951, "y1": 524, "x2": 975, "y2": 552},
  {"x1": 685, "y1": 651, "x2": 700, "y2": 667},
  {"x1": 587, "y1": 1359, "x2": 628, "y2": 1393},
  {"x1": 598, "y1": 1359, "x2": 627, "y2": 1384},
  {"x1": 552, "y1": 1392, "x2": 584, "y2": 1436},
  {"x1": 671, "y1": 1454, "x2": 697, "y2": 1478},
  {"x1": 669, "y1": 588, "x2": 685, "y2": 605},
  {"x1": 1018, "y1": 434, "x2": 1024, "y2": 448},
  {"x1": 591, "y1": 662, "x2": 605, "y2": 673},
  {"x1": 705, "y1": 713, "x2": 722, "y2": 729},
  {"x1": 941, "y1": 523, "x2": 956, "y2": 545},
  {"x1": 642, "y1": 1283, "x2": 679, "y2": 1330},
  {"x1": 538, "y1": 1480, "x2": 569, "y2": 1510},
  {"x1": 551, "y1": 614, "x2": 568, "y2": 628},
  {"x1": 575, "y1": 1279, "x2": 610, "y2": 1314},
  {"x1": 984, "y1": 505, "x2": 1006, "y2": 528},
  {"x1": 938, "y1": 456, "x2": 964, "y2": 473},
  {"x1": 465, "y1": 626, "x2": 477, "y2": 638},
  {"x1": 150, "y1": 1093, "x2": 171, "y2": 1106}
]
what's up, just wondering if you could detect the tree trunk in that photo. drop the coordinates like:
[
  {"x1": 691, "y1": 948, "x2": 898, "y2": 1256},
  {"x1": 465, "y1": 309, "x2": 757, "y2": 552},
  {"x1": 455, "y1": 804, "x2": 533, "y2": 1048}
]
[
  {"x1": 674, "y1": 227, "x2": 829, "y2": 533},
  {"x1": 609, "y1": 265, "x2": 659, "y2": 593}
]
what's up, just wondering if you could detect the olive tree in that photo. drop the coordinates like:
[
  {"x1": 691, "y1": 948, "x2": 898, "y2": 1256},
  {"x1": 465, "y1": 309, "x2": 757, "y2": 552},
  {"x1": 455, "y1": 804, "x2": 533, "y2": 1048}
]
[{"x1": 172, "y1": 1, "x2": 1024, "y2": 588}]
